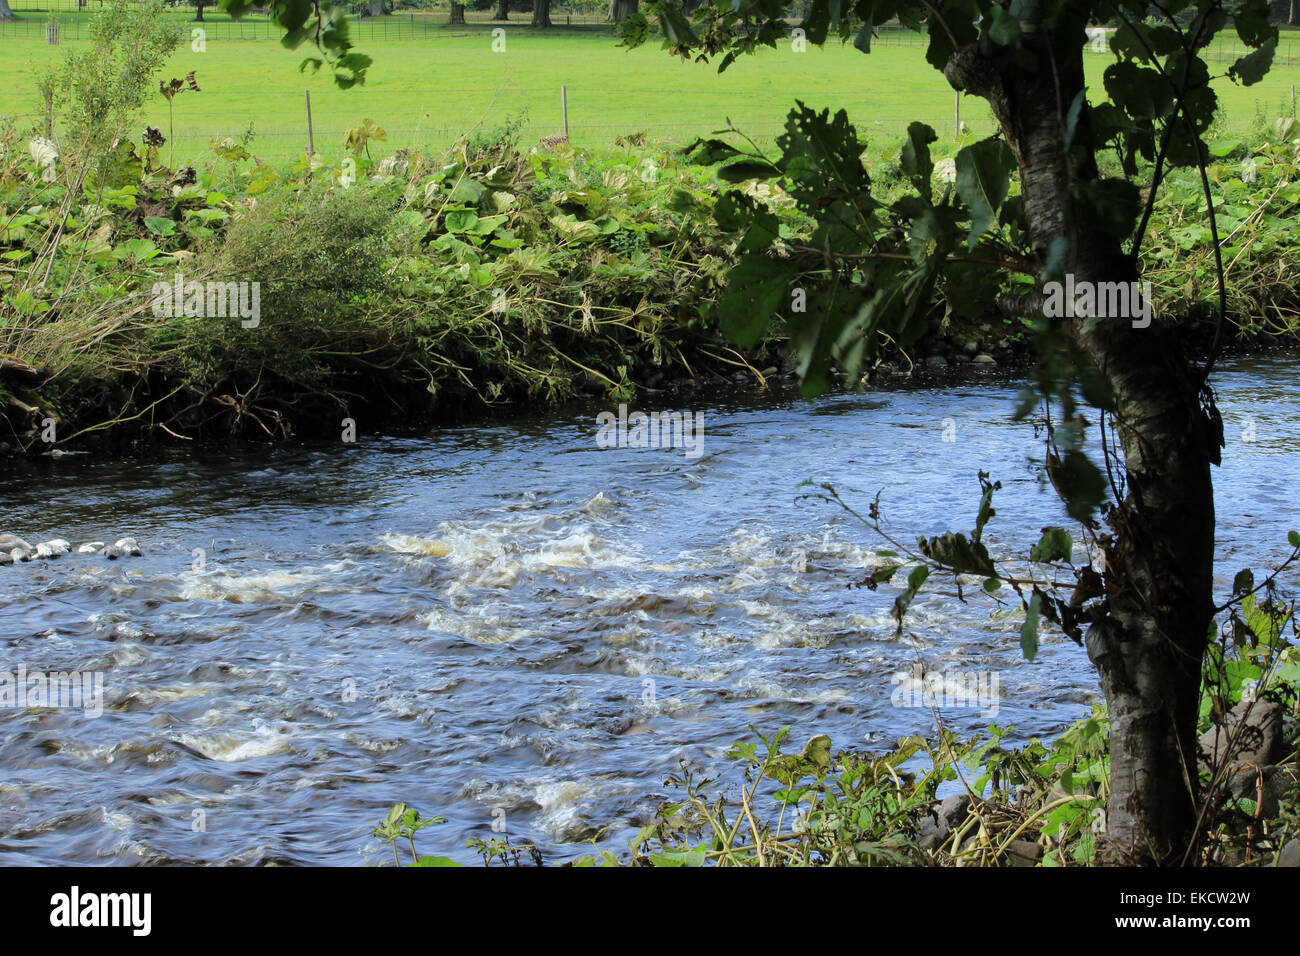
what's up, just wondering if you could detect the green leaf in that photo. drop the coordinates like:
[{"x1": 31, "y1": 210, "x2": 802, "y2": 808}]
[
  {"x1": 680, "y1": 137, "x2": 749, "y2": 166},
  {"x1": 143, "y1": 216, "x2": 176, "y2": 238},
  {"x1": 717, "y1": 159, "x2": 782, "y2": 182},
  {"x1": 852, "y1": 18, "x2": 874, "y2": 54},
  {"x1": 987, "y1": 6, "x2": 1020, "y2": 46},
  {"x1": 1232, "y1": 569, "x2": 1255, "y2": 596},
  {"x1": 891, "y1": 564, "x2": 931, "y2": 634},
  {"x1": 649, "y1": 849, "x2": 707, "y2": 867},
  {"x1": 411, "y1": 856, "x2": 462, "y2": 867},
  {"x1": 1020, "y1": 590, "x2": 1041, "y2": 661},
  {"x1": 1030, "y1": 527, "x2": 1072, "y2": 564},
  {"x1": 954, "y1": 136, "x2": 1015, "y2": 248},
  {"x1": 657, "y1": 1, "x2": 698, "y2": 46},
  {"x1": 1103, "y1": 62, "x2": 1173, "y2": 121},
  {"x1": 444, "y1": 209, "x2": 479, "y2": 233},
  {"x1": 718, "y1": 253, "x2": 798, "y2": 347},
  {"x1": 1228, "y1": 37, "x2": 1276, "y2": 87},
  {"x1": 1057, "y1": 450, "x2": 1108, "y2": 524},
  {"x1": 917, "y1": 531, "x2": 997, "y2": 577},
  {"x1": 1074, "y1": 178, "x2": 1141, "y2": 242},
  {"x1": 900, "y1": 121, "x2": 937, "y2": 192},
  {"x1": 112, "y1": 238, "x2": 159, "y2": 262},
  {"x1": 867, "y1": 563, "x2": 902, "y2": 587},
  {"x1": 448, "y1": 177, "x2": 487, "y2": 205}
]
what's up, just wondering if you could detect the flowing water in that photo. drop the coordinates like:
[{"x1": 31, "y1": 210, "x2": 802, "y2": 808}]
[{"x1": 1, "y1": 353, "x2": 1297, "y2": 865}]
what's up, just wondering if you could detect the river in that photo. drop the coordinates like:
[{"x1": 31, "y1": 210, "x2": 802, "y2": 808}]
[{"x1": 1, "y1": 352, "x2": 1297, "y2": 864}]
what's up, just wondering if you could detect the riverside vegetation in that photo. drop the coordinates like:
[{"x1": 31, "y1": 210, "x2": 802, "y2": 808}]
[
  {"x1": 5, "y1": 111, "x2": 1300, "y2": 451},
  {"x1": 4, "y1": 3, "x2": 1300, "y2": 451}
]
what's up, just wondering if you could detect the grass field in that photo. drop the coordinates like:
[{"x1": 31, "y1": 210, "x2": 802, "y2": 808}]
[{"x1": 3, "y1": 8, "x2": 1300, "y2": 165}]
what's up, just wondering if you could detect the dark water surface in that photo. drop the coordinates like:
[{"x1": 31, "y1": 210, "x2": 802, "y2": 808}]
[{"x1": 1, "y1": 353, "x2": 1297, "y2": 864}]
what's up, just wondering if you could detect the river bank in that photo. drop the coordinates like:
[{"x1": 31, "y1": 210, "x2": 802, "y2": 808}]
[{"x1": 4, "y1": 119, "x2": 1300, "y2": 458}]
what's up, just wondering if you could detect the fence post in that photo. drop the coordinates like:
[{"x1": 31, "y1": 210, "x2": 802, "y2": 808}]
[
  {"x1": 305, "y1": 90, "x2": 315, "y2": 159},
  {"x1": 562, "y1": 86, "x2": 570, "y2": 140},
  {"x1": 954, "y1": 91, "x2": 960, "y2": 138},
  {"x1": 1292, "y1": 84, "x2": 1296, "y2": 121}
]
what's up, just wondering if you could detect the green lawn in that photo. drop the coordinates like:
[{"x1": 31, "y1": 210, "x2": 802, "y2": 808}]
[{"x1": 3, "y1": 17, "x2": 1299, "y2": 166}]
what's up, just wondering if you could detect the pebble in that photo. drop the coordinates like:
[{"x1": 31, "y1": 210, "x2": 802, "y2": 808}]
[
  {"x1": 0, "y1": 534, "x2": 140, "y2": 564},
  {"x1": 105, "y1": 537, "x2": 143, "y2": 560},
  {"x1": 972, "y1": 354, "x2": 997, "y2": 364},
  {"x1": 925, "y1": 355, "x2": 948, "y2": 368},
  {"x1": 29, "y1": 538, "x2": 72, "y2": 560}
]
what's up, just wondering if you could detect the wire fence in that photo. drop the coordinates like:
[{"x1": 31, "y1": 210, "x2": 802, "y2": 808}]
[
  {"x1": 10, "y1": 77, "x2": 1296, "y2": 166},
  {"x1": 5, "y1": 85, "x2": 1010, "y2": 161},
  {"x1": 6, "y1": 12, "x2": 1299, "y2": 163},
  {"x1": 5, "y1": 13, "x2": 1300, "y2": 62},
  {"x1": 0, "y1": 8, "x2": 617, "y2": 40}
]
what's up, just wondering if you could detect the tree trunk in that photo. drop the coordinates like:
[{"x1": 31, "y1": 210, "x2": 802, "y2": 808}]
[
  {"x1": 494, "y1": 0, "x2": 508, "y2": 20},
  {"x1": 608, "y1": 0, "x2": 637, "y2": 24},
  {"x1": 448, "y1": 1, "x2": 465, "y2": 24},
  {"x1": 0, "y1": 0, "x2": 15, "y2": 19},
  {"x1": 1292, "y1": 0, "x2": 1298, "y2": 26},
  {"x1": 194, "y1": 2, "x2": 204, "y2": 21},
  {"x1": 945, "y1": 3, "x2": 1218, "y2": 865},
  {"x1": 531, "y1": 0, "x2": 551, "y2": 27}
]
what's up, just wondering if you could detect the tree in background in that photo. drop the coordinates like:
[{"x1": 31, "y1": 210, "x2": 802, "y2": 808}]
[
  {"x1": 533, "y1": 0, "x2": 552, "y2": 26},
  {"x1": 609, "y1": 0, "x2": 637, "y2": 24},
  {"x1": 449, "y1": 0, "x2": 466, "y2": 23}
]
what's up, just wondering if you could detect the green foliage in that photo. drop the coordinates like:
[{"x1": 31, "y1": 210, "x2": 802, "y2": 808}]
[
  {"x1": 372, "y1": 802, "x2": 459, "y2": 867},
  {"x1": 0, "y1": 117, "x2": 742, "y2": 445},
  {"x1": 224, "y1": 0, "x2": 372, "y2": 88},
  {"x1": 623, "y1": 0, "x2": 1280, "y2": 534},
  {"x1": 1140, "y1": 117, "x2": 1300, "y2": 340},
  {"x1": 44, "y1": 0, "x2": 181, "y2": 164}
]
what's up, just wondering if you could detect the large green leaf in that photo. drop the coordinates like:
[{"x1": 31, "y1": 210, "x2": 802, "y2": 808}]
[
  {"x1": 1057, "y1": 450, "x2": 1108, "y2": 524},
  {"x1": 718, "y1": 253, "x2": 798, "y2": 346},
  {"x1": 1229, "y1": 37, "x2": 1276, "y2": 86},
  {"x1": 954, "y1": 136, "x2": 1015, "y2": 248},
  {"x1": 900, "y1": 121, "x2": 937, "y2": 194}
]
